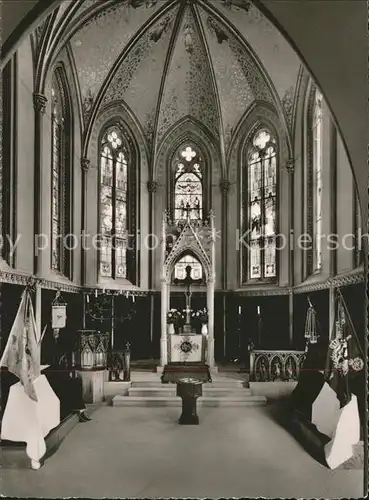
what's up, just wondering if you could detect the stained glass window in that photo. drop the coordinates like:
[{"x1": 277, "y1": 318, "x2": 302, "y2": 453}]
[
  {"x1": 173, "y1": 145, "x2": 203, "y2": 222},
  {"x1": 51, "y1": 69, "x2": 71, "y2": 275},
  {"x1": 99, "y1": 127, "x2": 131, "y2": 279},
  {"x1": 312, "y1": 90, "x2": 323, "y2": 271},
  {"x1": 174, "y1": 254, "x2": 203, "y2": 281},
  {"x1": 245, "y1": 129, "x2": 277, "y2": 281}
]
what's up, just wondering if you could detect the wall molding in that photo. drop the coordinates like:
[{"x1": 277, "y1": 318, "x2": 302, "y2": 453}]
[{"x1": 0, "y1": 268, "x2": 363, "y2": 295}]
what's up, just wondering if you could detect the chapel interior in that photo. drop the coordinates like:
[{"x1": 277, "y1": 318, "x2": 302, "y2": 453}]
[{"x1": 0, "y1": 0, "x2": 366, "y2": 498}]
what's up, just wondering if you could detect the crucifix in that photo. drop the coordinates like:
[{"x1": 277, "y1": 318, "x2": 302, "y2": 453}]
[
  {"x1": 184, "y1": 265, "x2": 194, "y2": 325},
  {"x1": 174, "y1": 264, "x2": 202, "y2": 327}
]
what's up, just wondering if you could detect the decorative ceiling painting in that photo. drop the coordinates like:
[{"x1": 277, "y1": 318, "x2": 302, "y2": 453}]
[
  {"x1": 44, "y1": 0, "x2": 302, "y2": 153},
  {"x1": 71, "y1": 0, "x2": 163, "y2": 102},
  {"x1": 155, "y1": 6, "x2": 219, "y2": 146}
]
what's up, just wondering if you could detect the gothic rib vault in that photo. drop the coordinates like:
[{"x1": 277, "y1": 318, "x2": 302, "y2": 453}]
[{"x1": 35, "y1": 0, "x2": 301, "y2": 160}]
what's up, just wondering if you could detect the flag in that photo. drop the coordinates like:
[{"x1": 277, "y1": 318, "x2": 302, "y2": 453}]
[
  {"x1": 319, "y1": 291, "x2": 363, "y2": 468},
  {"x1": 0, "y1": 290, "x2": 41, "y2": 401},
  {"x1": 291, "y1": 294, "x2": 363, "y2": 468},
  {"x1": 325, "y1": 292, "x2": 364, "y2": 407}
]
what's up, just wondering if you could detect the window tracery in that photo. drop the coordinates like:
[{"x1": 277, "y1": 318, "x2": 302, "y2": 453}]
[
  {"x1": 244, "y1": 128, "x2": 277, "y2": 282},
  {"x1": 171, "y1": 144, "x2": 205, "y2": 222},
  {"x1": 51, "y1": 68, "x2": 71, "y2": 276},
  {"x1": 312, "y1": 89, "x2": 323, "y2": 272},
  {"x1": 173, "y1": 254, "x2": 203, "y2": 281},
  {"x1": 99, "y1": 126, "x2": 134, "y2": 280}
]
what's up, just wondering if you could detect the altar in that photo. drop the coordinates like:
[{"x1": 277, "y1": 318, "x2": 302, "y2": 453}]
[
  {"x1": 168, "y1": 334, "x2": 205, "y2": 363},
  {"x1": 159, "y1": 210, "x2": 216, "y2": 371}
]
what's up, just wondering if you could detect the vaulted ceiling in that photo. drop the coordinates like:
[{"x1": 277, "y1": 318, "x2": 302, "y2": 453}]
[{"x1": 37, "y1": 0, "x2": 302, "y2": 154}]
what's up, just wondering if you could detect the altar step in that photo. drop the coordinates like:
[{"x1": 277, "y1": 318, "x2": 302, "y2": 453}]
[
  {"x1": 113, "y1": 379, "x2": 266, "y2": 407},
  {"x1": 131, "y1": 380, "x2": 247, "y2": 389},
  {"x1": 113, "y1": 395, "x2": 266, "y2": 407},
  {"x1": 128, "y1": 387, "x2": 252, "y2": 398}
]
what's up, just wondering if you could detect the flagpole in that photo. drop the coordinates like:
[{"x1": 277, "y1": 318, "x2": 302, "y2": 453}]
[
  {"x1": 35, "y1": 284, "x2": 42, "y2": 341},
  {"x1": 329, "y1": 285, "x2": 336, "y2": 341}
]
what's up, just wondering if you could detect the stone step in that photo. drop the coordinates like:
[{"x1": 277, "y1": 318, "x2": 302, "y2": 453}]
[
  {"x1": 131, "y1": 380, "x2": 246, "y2": 388},
  {"x1": 112, "y1": 395, "x2": 266, "y2": 407},
  {"x1": 128, "y1": 387, "x2": 252, "y2": 398}
]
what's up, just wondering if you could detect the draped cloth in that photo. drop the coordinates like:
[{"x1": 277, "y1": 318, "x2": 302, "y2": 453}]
[
  {"x1": 0, "y1": 290, "x2": 60, "y2": 467},
  {"x1": 0, "y1": 291, "x2": 40, "y2": 401},
  {"x1": 1, "y1": 375, "x2": 60, "y2": 465}
]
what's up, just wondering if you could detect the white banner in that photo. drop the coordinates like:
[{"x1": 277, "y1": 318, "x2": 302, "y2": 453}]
[{"x1": 52, "y1": 305, "x2": 67, "y2": 329}]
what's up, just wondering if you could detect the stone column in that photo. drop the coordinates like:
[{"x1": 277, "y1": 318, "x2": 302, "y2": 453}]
[
  {"x1": 285, "y1": 159, "x2": 295, "y2": 346},
  {"x1": 160, "y1": 215, "x2": 167, "y2": 367},
  {"x1": 81, "y1": 158, "x2": 90, "y2": 286},
  {"x1": 160, "y1": 278, "x2": 168, "y2": 366},
  {"x1": 288, "y1": 290, "x2": 293, "y2": 347},
  {"x1": 206, "y1": 277, "x2": 215, "y2": 368},
  {"x1": 147, "y1": 180, "x2": 157, "y2": 290},
  {"x1": 33, "y1": 93, "x2": 47, "y2": 276},
  {"x1": 220, "y1": 180, "x2": 230, "y2": 289},
  {"x1": 329, "y1": 121, "x2": 337, "y2": 277},
  {"x1": 206, "y1": 210, "x2": 216, "y2": 368}
]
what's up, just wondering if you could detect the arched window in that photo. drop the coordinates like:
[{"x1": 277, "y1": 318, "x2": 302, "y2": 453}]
[
  {"x1": 312, "y1": 89, "x2": 323, "y2": 271},
  {"x1": 170, "y1": 144, "x2": 206, "y2": 222},
  {"x1": 99, "y1": 126, "x2": 135, "y2": 281},
  {"x1": 51, "y1": 68, "x2": 72, "y2": 276},
  {"x1": 243, "y1": 128, "x2": 277, "y2": 282}
]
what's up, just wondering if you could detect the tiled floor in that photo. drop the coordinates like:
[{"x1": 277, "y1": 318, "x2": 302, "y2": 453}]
[{"x1": 2, "y1": 378, "x2": 364, "y2": 498}]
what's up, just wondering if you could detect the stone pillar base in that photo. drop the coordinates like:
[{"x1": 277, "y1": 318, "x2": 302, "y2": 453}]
[{"x1": 76, "y1": 370, "x2": 105, "y2": 403}]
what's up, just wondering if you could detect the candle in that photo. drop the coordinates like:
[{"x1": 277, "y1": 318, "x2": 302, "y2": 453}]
[
  {"x1": 132, "y1": 295, "x2": 135, "y2": 303},
  {"x1": 86, "y1": 295, "x2": 90, "y2": 303},
  {"x1": 238, "y1": 306, "x2": 241, "y2": 315},
  {"x1": 257, "y1": 306, "x2": 260, "y2": 315},
  {"x1": 95, "y1": 289, "x2": 97, "y2": 298},
  {"x1": 102, "y1": 288, "x2": 105, "y2": 295}
]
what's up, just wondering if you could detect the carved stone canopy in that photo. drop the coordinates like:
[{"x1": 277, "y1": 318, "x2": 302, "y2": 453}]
[{"x1": 163, "y1": 218, "x2": 212, "y2": 283}]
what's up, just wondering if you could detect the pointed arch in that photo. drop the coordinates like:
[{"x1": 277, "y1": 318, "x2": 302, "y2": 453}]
[
  {"x1": 155, "y1": 115, "x2": 221, "y2": 186},
  {"x1": 305, "y1": 80, "x2": 323, "y2": 276},
  {"x1": 242, "y1": 126, "x2": 278, "y2": 282},
  {"x1": 50, "y1": 63, "x2": 73, "y2": 277},
  {"x1": 171, "y1": 250, "x2": 205, "y2": 284},
  {"x1": 165, "y1": 241, "x2": 211, "y2": 284},
  {"x1": 97, "y1": 120, "x2": 138, "y2": 283}
]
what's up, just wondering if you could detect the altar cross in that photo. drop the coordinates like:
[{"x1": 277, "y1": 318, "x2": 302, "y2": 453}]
[{"x1": 178, "y1": 264, "x2": 202, "y2": 325}]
